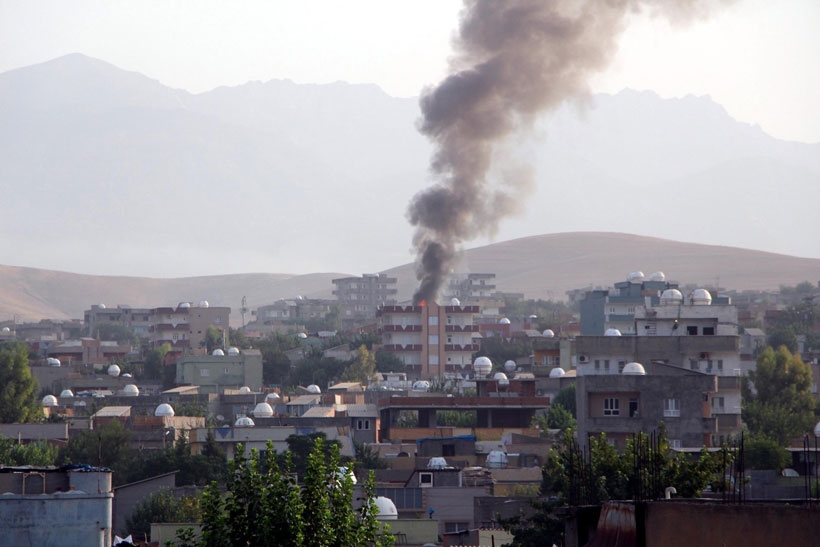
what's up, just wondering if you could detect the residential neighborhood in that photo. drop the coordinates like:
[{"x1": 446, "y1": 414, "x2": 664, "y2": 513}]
[{"x1": 2, "y1": 271, "x2": 820, "y2": 545}]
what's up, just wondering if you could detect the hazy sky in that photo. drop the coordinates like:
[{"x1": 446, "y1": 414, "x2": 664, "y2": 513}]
[{"x1": 1, "y1": 0, "x2": 819, "y2": 144}]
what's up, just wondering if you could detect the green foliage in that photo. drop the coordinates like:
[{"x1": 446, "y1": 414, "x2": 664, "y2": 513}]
[
  {"x1": 58, "y1": 420, "x2": 136, "y2": 485},
  {"x1": 742, "y1": 345, "x2": 815, "y2": 446},
  {"x1": 545, "y1": 403, "x2": 576, "y2": 431},
  {"x1": 199, "y1": 438, "x2": 393, "y2": 547},
  {"x1": 354, "y1": 441, "x2": 388, "y2": 472},
  {"x1": 291, "y1": 354, "x2": 347, "y2": 389},
  {"x1": 0, "y1": 436, "x2": 58, "y2": 466},
  {"x1": 374, "y1": 349, "x2": 405, "y2": 373},
  {"x1": 501, "y1": 296, "x2": 578, "y2": 322},
  {"x1": 124, "y1": 489, "x2": 201, "y2": 539},
  {"x1": 476, "y1": 337, "x2": 532, "y2": 366},
  {"x1": 202, "y1": 326, "x2": 224, "y2": 353},
  {"x1": 744, "y1": 435, "x2": 791, "y2": 470},
  {"x1": 0, "y1": 342, "x2": 41, "y2": 423},
  {"x1": 228, "y1": 327, "x2": 251, "y2": 349},
  {"x1": 144, "y1": 343, "x2": 172, "y2": 380},
  {"x1": 552, "y1": 384, "x2": 576, "y2": 417},
  {"x1": 124, "y1": 433, "x2": 228, "y2": 487},
  {"x1": 340, "y1": 345, "x2": 377, "y2": 384},
  {"x1": 435, "y1": 409, "x2": 477, "y2": 427}
]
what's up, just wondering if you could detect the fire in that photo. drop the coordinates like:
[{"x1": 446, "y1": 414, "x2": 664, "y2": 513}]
[{"x1": 419, "y1": 299, "x2": 427, "y2": 307}]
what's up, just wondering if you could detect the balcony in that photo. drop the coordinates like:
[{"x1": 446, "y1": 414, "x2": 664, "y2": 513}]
[
  {"x1": 445, "y1": 325, "x2": 479, "y2": 333},
  {"x1": 381, "y1": 325, "x2": 422, "y2": 333},
  {"x1": 381, "y1": 344, "x2": 422, "y2": 352},
  {"x1": 717, "y1": 376, "x2": 741, "y2": 390},
  {"x1": 444, "y1": 344, "x2": 480, "y2": 352}
]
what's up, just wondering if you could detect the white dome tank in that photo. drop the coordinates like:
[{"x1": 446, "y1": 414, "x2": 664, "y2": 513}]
[
  {"x1": 427, "y1": 457, "x2": 449, "y2": 469},
  {"x1": 373, "y1": 496, "x2": 398, "y2": 520},
  {"x1": 542, "y1": 329, "x2": 555, "y2": 338},
  {"x1": 549, "y1": 367, "x2": 566, "y2": 378},
  {"x1": 60, "y1": 389, "x2": 74, "y2": 398},
  {"x1": 47, "y1": 357, "x2": 61, "y2": 367},
  {"x1": 649, "y1": 271, "x2": 666, "y2": 282},
  {"x1": 499, "y1": 317, "x2": 511, "y2": 325},
  {"x1": 473, "y1": 356, "x2": 492, "y2": 377},
  {"x1": 253, "y1": 402, "x2": 274, "y2": 418},
  {"x1": 199, "y1": 300, "x2": 210, "y2": 308},
  {"x1": 107, "y1": 364, "x2": 121, "y2": 377},
  {"x1": 485, "y1": 450, "x2": 509, "y2": 469},
  {"x1": 1, "y1": 327, "x2": 9, "y2": 332},
  {"x1": 155, "y1": 403, "x2": 175, "y2": 417},
  {"x1": 504, "y1": 360, "x2": 517, "y2": 373},
  {"x1": 337, "y1": 467, "x2": 357, "y2": 485},
  {"x1": 123, "y1": 384, "x2": 140, "y2": 397},
  {"x1": 306, "y1": 384, "x2": 322, "y2": 394},
  {"x1": 494, "y1": 372, "x2": 509, "y2": 386},
  {"x1": 605, "y1": 328, "x2": 622, "y2": 336},
  {"x1": 627, "y1": 271, "x2": 645, "y2": 282},
  {"x1": 234, "y1": 416, "x2": 255, "y2": 427},
  {"x1": 42, "y1": 395, "x2": 58, "y2": 407},
  {"x1": 180, "y1": 302, "x2": 191, "y2": 309},
  {"x1": 265, "y1": 392, "x2": 281, "y2": 402},
  {"x1": 227, "y1": 346, "x2": 240, "y2": 356},
  {"x1": 412, "y1": 380, "x2": 431, "y2": 392},
  {"x1": 660, "y1": 289, "x2": 683, "y2": 306},
  {"x1": 239, "y1": 386, "x2": 252, "y2": 394},
  {"x1": 691, "y1": 288, "x2": 713, "y2": 306},
  {"x1": 297, "y1": 332, "x2": 308, "y2": 339},
  {"x1": 212, "y1": 348, "x2": 225, "y2": 356},
  {"x1": 450, "y1": 297, "x2": 461, "y2": 306},
  {"x1": 622, "y1": 362, "x2": 646, "y2": 375}
]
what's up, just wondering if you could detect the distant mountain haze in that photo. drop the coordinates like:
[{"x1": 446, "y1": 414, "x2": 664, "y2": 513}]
[{"x1": 0, "y1": 53, "x2": 817, "y2": 287}]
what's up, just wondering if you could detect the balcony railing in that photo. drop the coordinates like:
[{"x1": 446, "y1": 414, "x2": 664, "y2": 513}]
[{"x1": 381, "y1": 344, "x2": 422, "y2": 352}]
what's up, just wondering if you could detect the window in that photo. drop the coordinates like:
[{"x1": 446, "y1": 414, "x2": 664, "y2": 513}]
[
  {"x1": 447, "y1": 335, "x2": 453, "y2": 344},
  {"x1": 594, "y1": 360, "x2": 601, "y2": 371},
  {"x1": 444, "y1": 522, "x2": 469, "y2": 534},
  {"x1": 428, "y1": 335, "x2": 439, "y2": 345},
  {"x1": 419, "y1": 472, "x2": 433, "y2": 487},
  {"x1": 604, "y1": 360, "x2": 610, "y2": 372},
  {"x1": 357, "y1": 419, "x2": 370, "y2": 430},
  {"x1": 664, "y1": 399, "x2": 680, "y2": 417},
  {"x1": 717, "y1": 359, "x2": 724, "y2": 371},
  {"x1": 690, "y1": 359, "x2": 699, "y2": 371},
  {"x1": 200, "y1": 369, "x2": 210, "y2": 377},
  {"x1": 604, "y1": 398, "x2": 620, "y2": 416},
  {"x1": 712, "y1": 397, "x2": 724, "y2": 410},
  {"x1": 428, "y1": 316, "x2": 439, "y2": 326},
  {"x1": 618, "y1": 361, "x2": 626, "y2": 373},
  {"x1": 429, "y1": 355, "x2": 439, "y2": 366},
  {"x1": 703, "y1": 326, "x2": 715, "y2": 336},
  {"x1": 687, "y1": 326, "x2": 698, "y2": 335},
  {"x1": 669, "y1": 439, "x2": 682, "y2": 449},
  {"x1": 442, "y1": 444, "x2": 455, "y2": 457}
]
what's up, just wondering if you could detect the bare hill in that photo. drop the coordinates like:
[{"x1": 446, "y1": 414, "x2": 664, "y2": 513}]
[{"x1": 2, "y1": 233, "x2": 817, "y2": 323}]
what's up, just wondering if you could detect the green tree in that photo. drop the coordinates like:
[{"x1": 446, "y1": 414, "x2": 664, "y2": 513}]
[
  {"x1": 144, "y1": 342, "x2": 172, "y2": 380},
  {"x1": 744, "y1": 435, "x2": 791, "y2": 470},
  {"x1": 0, "y1": 436, "x2": 58, "y2": 465},
  {"x1": 58, "y1": 420, "x2": 134, "y2": 484},
  {"x1": 255, "y1": 332, "x2": 301, "y2": 385},
  {"x1": 124, "y1": 489, "x2": 201, "y2": 539},
  {"x1": 742, "y1": 345, "x2": 815, "y2": 446},
  {"x1": 199, "y1": 439, "x2": 393, "y2": 547},
  {"x1": 552, "y1": 384, "x2": 576, "y2": 417},
  {"x1": 228, "y1": 327, "x2": 251, "y2": 349},
  {"x1": 341, "y1": 345, "x2": 377, "y2": 384},
  {"x1": 202, "y1": 326, "x2": 224, "y2": 353},
  {"x1": 0, "y1": 342, "x2": 41, "y2": 423},
  {"x1": 545, "y1": 403, "x2": 576, "y2": 431},
  {"x1": 374, "y1": 349, "x2": 405, "y2": 373}
]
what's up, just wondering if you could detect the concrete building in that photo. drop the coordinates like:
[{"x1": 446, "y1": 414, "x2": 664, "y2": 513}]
[
  {"x1": 377, "y1": 301, "x2": 480, "y2": 380},
  {"x1": 576, "y1": 361, "x2": 718, "y2": 450},
  {"x1": 447, "y1": 273, "x2": 505, "y2": 319},
  {"x1": 333, "y1": 273, "x2": 398, "y2": 326},
  {"x1": 46, "y1": 338, "x2": 132, "y2": 367},
  {"x1": 149, "y1": 302, "x2": 230, "y2": 355},
  {"x1": 579, "y1": 271, "x2": 680, "y2": 335},
  {"x1": 84, "y1": 304, "x2": 152, "y2": 338},
  {"x1": 176, "y1": 349, "x2": 263, "y2": 393},
  {"x1": 0, "y1": 465, "x2": 113, "y2": 546}
]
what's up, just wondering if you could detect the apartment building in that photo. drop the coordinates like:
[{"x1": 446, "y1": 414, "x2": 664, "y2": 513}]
[
  {"x1": 332, "y1": 273, "x2": 398, "y2": 326},
  {"x1": 84, "y1": 304, "x2": 152, "y2": 338},
  {"x1": 149, "y1": 301, "x2": 230, "y2": 354},
  {"x1": 377, "y1": 300, "x2": 480, "y2": 380}
]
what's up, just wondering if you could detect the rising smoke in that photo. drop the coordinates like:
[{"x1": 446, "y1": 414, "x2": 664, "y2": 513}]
[{"x1": 408, "y1": 0, "x2": 733, "y2": 305}]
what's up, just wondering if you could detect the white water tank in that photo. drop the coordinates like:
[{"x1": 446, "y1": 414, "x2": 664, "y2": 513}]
[
  {"x1": 42, "y1": 395, "x2": 58, "y2": 407},
  {"x1": 485, "y1": 450, "x2": 509, "y2": 469},
  {"x1": 253, "y1": 402, "x2": 274, "y2": 418},
  {"x1": 107, "y1": 364, "x2": 121, "y2": 377},
  {"x1": 155, "y1": 403, "x2": 175, "y2": 417},
  {"x1": 473, "y1": 356, "x2": 492, "y2": 377}
]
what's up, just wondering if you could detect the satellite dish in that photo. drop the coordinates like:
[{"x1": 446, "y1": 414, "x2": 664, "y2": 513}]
[{"x1": 216, "y1": 414, "x2": 225, "y2": 422}]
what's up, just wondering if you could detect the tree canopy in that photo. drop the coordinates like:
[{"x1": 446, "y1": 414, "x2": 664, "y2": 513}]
[
  {"x1": 0, "y1": 342, "x2": 41, "y2": 423},
  {"x1": 742, "y1": 345, "x2": 816, "y2": 446},
  {"x1": 199, "y1": 438, "x2": 394, "y2": 547}
]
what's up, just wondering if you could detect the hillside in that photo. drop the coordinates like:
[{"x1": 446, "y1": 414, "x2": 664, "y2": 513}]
[{"x1": 1, "y1": 232, "x2": 817, "y2": 323}]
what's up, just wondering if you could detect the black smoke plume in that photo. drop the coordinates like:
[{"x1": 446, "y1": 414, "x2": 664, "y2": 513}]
[{"x1": 408, "y1": 0, "x2": 732, "y2": 305}]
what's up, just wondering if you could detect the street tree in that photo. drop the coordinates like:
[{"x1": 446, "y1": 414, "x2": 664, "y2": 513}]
[
  {"x1": 0, "y1": 342, "x2": 41, "y2": 423},
  {"x1": 742, "y1": 345, "x2": 815, "y2": 446},
  {"x1": 341, "y1": 345, "x2": 377, "y2": 384}
]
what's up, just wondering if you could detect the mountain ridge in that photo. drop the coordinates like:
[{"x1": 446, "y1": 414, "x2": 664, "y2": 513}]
[{"x1": 1, "y1": 232, "x2": 817, "y2": 324}]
